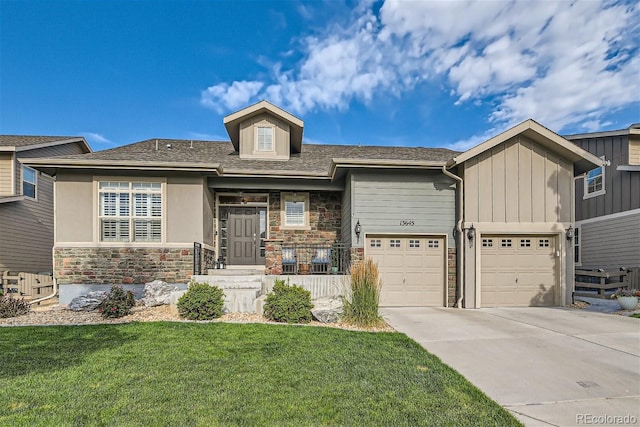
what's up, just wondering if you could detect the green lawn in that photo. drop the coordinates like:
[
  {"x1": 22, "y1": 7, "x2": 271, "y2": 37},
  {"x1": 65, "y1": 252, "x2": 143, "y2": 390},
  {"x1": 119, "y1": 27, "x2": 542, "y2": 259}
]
[{"x1": 0, "y1": 322, "x2": 520, "y2": 426}]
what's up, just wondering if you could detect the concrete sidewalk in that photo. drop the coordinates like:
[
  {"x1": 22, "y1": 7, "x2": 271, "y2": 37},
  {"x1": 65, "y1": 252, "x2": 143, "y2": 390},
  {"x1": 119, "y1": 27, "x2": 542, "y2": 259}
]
[{"x1": 381, "y1": 307, "x2": 640, "y2": 427}]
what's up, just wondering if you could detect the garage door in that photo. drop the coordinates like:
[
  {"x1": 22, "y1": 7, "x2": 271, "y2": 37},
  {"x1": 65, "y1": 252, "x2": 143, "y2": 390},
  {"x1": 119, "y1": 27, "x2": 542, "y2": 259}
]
[
  {"x1": 481, "y1": 235, "x2": 557, "y2": 307},
  {"x1": 367, "y1": 235, "x2": 445, "y2": 307}
]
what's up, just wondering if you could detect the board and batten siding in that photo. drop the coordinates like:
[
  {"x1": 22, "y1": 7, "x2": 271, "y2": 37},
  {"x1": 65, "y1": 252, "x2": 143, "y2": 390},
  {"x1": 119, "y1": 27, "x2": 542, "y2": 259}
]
[
  {"x1": 571, "y1": 134, "x2": 640, "y2": 220},
  {"x1": 0, "y1": 173, "x2": 55, "y2": 273},
  {"x1": 464, "y1": 136, "x2": 573, "y2": 224},
  {"x1": 0, "y1": 153, "x2": 14, "y2": 196},
  {"x1": 238, "y1": 113, "x2": 291, "y2": 159},
  {"x1": 350, "y1": 170, "x2": 456, "y2": 247},
  {"x1": 577, "y1": 210, "x2": 640, "y2": 270},
  {"x1": 341, "y1": 172, "x2": 353, "y2": 248}
]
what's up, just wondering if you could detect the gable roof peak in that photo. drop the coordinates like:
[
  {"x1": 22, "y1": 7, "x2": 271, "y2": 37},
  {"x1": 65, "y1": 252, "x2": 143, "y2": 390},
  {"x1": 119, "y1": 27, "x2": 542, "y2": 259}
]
[{"x1": 223, "y1": 100, "x2": 304, "y2": 153}]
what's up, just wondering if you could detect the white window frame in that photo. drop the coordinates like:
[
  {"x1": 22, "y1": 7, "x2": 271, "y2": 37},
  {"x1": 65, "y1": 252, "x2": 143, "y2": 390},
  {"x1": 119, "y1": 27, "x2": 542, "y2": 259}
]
[
  {"x1": 583, "y1": 157, "x2": 605, "y2": 199},
  {"x1": 256, "y1": 126, "x2": 274, "y2": 152},
  {"x1": 574, "y1": 226, "x2": 581, "y2": 266},
  {"x1": 98, "y1": 181, "x2": 163, "y2": 243},
  {"x1": 22, "y1": 165, "x2": 37, "y2": 199},
  {"x1": 280, "y1": 192, "x2": 309, "y2": 229}
]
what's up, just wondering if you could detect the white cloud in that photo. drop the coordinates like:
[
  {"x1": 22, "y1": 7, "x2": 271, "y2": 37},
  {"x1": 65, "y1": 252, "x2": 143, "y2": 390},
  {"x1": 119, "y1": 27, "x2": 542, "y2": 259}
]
[
  {"x1": 200, "y1": 0, "x2": 639, "y2": 146},
  {"x1": 201, "y1": 81, "x2": 264, "y2": 113},
  {"x1": 80, "y1": 132, "x2": 113, "y2": 145}
]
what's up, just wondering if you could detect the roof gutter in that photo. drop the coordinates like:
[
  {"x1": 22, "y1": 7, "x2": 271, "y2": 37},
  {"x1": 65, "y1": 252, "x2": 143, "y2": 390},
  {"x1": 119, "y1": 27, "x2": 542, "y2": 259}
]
[
  {"x1": 330, "y1": 158, "x2": 447, "y2": 180},
  {"x1": 23, "y1": 159, "x2": 223, "y2": 174},
  {"x1": 441, "y1": 164, "x2": 464, "y2": 309}
]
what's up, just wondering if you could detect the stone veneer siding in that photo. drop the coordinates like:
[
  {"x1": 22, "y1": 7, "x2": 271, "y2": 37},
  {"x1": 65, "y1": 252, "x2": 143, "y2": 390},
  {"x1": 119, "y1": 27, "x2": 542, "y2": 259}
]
[
  {"x1": 54, "y1": 247, "x2": 193, "y2": 285},
  {"x1": 265, "y1": 191, "x2": 341, "y2": 274}
]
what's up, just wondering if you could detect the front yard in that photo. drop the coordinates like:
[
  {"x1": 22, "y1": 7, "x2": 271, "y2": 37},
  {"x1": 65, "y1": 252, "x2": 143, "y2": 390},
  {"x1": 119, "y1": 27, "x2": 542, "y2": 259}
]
[{"x1": 0, "y1": 322, "x2": 520, "y2": 426}]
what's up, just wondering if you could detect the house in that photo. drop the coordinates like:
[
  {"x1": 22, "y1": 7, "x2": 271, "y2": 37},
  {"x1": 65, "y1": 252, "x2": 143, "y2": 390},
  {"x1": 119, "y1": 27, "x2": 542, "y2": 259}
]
[
  {"x1": 564, "y1": 125, "x2": 640, "y2": 271},
  {"x1": 24, "y1": 101, "x2": 602, "y2": 308},
  {"x1": 0, "y1": 136, "x2": 91, "y2": 283}
]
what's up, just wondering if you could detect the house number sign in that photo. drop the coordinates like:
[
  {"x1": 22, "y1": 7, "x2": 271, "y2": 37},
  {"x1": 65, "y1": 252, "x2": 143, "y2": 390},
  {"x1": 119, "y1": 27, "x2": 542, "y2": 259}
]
[{"x1": 399, "y1": 220, "x2": 415, "y2": 226}]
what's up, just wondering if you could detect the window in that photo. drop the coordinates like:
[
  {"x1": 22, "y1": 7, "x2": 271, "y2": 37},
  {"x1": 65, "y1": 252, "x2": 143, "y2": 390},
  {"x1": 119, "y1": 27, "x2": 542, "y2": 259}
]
[
  {"x1": 574, "y1": 227, "x2": 581, "y2": 265},
  {"x1": 539, "y1": 239, "x2": 550, "y2": 248},
  {"x1": 390, "y1": 239, "x2": 401, "y2": 248},
  {"x1": 99, "y1": 181, "x2": 162, "y2": 242},
  {"x1": 520, "y1": 239, "x2": 531, "y2": 248},
  {"x1": 281, "y1": 192, "x2": 309, "y2": 228},
  {"x1": 501, "y1": 239, "x2": 512, "y2": 248},
  {"x1": 428, "y1": 240, "x2": 439, "y2": 248},
  {"x1": 584, "y1": 158, "x2": 605, "y2": 198},
  {"x1": 482, "y1": 239, "x2": 493, "y2": 248},
  {"x1": 257, "y1": 126, "x2": 273, "y2": 151},
  {"x1": 370, "y1": 239, "x2": 382, "y2": 248},
  {"x1": 409, "y1": 239, "x2": 420, "y2": 248},
  {"x1": 22, "y1": 166, "x2": 37, "y2": 198}
]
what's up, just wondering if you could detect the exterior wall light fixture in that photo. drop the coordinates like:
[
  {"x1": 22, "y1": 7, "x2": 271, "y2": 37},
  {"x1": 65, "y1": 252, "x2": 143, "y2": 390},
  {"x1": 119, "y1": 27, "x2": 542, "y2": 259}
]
[
  {"x1": 467, "y1": 224, "x2": 475, "y2": 241},
  {"x1": 566, "y1": 225, "x2": 574, "y2": 241},
  {"x1": 354, "y1": 220, "x2": 362, "y2": 242}
]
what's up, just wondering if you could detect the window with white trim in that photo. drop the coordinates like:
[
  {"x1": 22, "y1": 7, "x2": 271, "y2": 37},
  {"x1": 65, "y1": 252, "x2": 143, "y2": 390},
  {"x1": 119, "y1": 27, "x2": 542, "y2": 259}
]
[
  {"x1": 281, "y1": 192, "x2": 308, "y2": 228},
  {"x1": 99, "y1": 181, "x2": 162, "y2": 242},
  {"x1": 409, "y1": 239, "x2": 420, "y2": 248},
  {"x1": 574, "y1": 227, "x2": 581, "y2": 265},
  {"x1": 370, "y1": 239, "x2": 382, "y2": 248},
  {"x1": 22, "y1": 165, "x2": 37, "y2": 199},
  {"x1": 256, "y1": 126, "x2": 274, "y2": 151},
  {"x1": 428, "y1": 240, "x2": 439, "y2": 248},
  {"x1": 584, "y1": 158, "x2": 605, "y2": 198},
  {"x1": 390, "y1": 239, "x2": 401, "y2": 248}
]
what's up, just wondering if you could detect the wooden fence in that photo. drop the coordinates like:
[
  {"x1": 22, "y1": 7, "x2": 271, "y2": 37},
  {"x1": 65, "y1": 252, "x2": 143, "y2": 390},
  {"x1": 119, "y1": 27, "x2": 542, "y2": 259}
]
[
  {"x1": 1, "y1": 271, "x2": 54, "y2": 298},
  {"x1": 575, "y1": 267, "x2": 639, "y2": 299}
]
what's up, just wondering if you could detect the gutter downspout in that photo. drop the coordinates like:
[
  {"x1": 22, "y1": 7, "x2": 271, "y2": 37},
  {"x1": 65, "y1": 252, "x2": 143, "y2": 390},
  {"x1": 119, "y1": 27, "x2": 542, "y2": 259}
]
[
  {"x1": 29, "y1": 277, "x2": 57, "y2": 305},
  {"x1": 442, "y1": 164, "x2": 464, "y2": 308},
  {"x1": 29, "y1": 247, "x2": 58, "y2": 305}
]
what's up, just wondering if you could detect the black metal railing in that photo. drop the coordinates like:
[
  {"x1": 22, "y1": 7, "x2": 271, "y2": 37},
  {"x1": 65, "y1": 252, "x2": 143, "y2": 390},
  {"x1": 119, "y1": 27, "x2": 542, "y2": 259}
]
[
  {"x1": 193, "y1": 242, "x2": 216, "y2": 275},
  {"x1": 280, "y1": 243, "x2": 349, "y2": 275}
]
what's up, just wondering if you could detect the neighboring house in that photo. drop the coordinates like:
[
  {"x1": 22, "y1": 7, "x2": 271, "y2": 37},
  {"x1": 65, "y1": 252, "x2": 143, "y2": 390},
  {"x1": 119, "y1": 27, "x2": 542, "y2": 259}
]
[
  {"x1": 565, "y1": 125, "x2": 640, "y2": 271},
  {"x1": 0, "y1": 136, "x2": 91, "y2": 277},
  {"x1": 25, "y1": 101, "x2": 601, "y2": 308}
]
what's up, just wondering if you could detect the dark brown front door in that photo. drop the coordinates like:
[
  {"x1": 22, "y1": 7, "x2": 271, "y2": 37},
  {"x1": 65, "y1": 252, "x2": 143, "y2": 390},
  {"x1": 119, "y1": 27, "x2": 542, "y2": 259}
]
[{"x1": 226, "y1": 207, "x2": 266, "y2": 265}]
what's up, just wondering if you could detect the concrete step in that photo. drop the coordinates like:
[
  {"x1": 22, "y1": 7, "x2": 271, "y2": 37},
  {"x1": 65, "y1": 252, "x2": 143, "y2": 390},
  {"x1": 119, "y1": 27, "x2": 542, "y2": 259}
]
[
  {"x1": 206, "y1": 268, "x2": 263, "y2": 275},
  {"x1": 168, "y1": 288, "x2": 260, "y2": 313},
  {"x1": 225, "y1": 289, "x2": 262, "y2": 313},
  {"x1": 193, "y1": 275, "x2": 263, "y2": 290}
]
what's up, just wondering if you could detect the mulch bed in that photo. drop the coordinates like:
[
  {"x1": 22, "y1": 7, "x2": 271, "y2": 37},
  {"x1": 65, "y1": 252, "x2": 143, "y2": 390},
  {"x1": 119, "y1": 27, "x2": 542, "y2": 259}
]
[{"x1": 0, "y1": 299, "x2": 395, "y2": 332}]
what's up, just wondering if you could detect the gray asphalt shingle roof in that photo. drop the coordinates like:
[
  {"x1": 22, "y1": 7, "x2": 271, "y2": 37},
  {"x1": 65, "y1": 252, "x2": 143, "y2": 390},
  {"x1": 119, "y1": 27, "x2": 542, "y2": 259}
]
[
  {"x1": 47, "y1": 138, "x2": 460, "y2": 174},
  {"x1": 0, "y1": 135, "x2": 81, "y2": 147}
]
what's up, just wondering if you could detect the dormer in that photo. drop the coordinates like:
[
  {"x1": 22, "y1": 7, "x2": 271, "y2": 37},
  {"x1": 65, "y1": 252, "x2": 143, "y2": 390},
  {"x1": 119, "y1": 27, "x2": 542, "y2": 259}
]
[{"x1": 223, "y1": 100, "x2": 304, "y2": 160}]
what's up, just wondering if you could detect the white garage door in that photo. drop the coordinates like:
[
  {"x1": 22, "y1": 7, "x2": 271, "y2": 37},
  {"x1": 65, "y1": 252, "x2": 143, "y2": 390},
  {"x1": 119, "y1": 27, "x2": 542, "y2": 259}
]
[
  {"x1": 481, "y1": 235, "x2": 558, "y2": 307},
  {"x1": 366, "y1": 235, "x2": 446, "y2": 307}
]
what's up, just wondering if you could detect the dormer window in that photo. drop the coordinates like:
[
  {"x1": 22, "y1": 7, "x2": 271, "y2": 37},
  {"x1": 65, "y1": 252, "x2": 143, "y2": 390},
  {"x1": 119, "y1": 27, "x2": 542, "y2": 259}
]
[{"x1": 257, "y1": 126, "x2": 274, "y2": 151}]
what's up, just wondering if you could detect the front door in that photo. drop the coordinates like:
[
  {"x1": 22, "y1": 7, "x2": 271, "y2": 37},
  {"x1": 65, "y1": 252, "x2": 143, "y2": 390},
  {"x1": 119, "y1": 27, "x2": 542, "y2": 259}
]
[{"x1": 225, "y1": 207, "x2": 266, "y2": 265}]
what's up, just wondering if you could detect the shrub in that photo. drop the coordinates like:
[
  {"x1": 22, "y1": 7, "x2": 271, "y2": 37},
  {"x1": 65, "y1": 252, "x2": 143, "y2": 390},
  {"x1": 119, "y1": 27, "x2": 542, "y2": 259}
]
[
  {"x1": 177, "y1": 282, "x2": 225, "y2": 320},
  {"x1": 0, "y1": 295, "x2": 31, "y2": 318},
  {"x1": 98, "y1": 285, "x2": 136, "y2": 318},
  {"x1": 342, "y1": 258, "x2": 384, "y2": 327},
  {"x1": 263, "y1": 279, "x2": 313, "y2": 324}
]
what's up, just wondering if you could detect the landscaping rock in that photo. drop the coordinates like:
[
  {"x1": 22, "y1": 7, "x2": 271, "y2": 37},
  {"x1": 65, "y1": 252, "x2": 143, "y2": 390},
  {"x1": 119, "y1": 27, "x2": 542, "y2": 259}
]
[
  {"x1": 311, "y1": 296, "x2": 343, "y2": 323},
  {"x1": 68, "y1": 291, "x2": 108, "y2": 312},
  {"x1": 142, "y1": 280, "x2": 179, "y2": 307}
]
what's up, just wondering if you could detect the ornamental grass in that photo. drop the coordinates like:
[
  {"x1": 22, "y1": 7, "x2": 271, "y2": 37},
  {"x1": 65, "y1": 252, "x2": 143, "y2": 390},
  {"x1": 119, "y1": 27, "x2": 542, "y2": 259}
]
[{"x1": 343, "y1": 258, "x2": 384, "y2": 327}]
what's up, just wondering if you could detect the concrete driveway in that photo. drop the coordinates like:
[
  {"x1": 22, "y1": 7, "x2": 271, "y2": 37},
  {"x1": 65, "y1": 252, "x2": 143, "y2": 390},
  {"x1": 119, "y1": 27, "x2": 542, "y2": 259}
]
[{"x1": 381, "y1": 307, "x2": 640, "y2": 427}]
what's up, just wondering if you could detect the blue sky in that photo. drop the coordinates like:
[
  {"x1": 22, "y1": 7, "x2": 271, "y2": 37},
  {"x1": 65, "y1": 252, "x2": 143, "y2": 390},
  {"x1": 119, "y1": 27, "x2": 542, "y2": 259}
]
[{"x1": 1, "y1": 0, "x2": 639, "y2": 152}]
